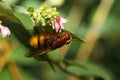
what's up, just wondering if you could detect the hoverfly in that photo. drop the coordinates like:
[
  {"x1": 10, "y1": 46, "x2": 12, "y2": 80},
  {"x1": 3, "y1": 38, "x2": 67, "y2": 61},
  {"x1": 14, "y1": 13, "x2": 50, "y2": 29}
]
[{"x1": 28, "y1": 31, "x2": 72, "y2": 57}]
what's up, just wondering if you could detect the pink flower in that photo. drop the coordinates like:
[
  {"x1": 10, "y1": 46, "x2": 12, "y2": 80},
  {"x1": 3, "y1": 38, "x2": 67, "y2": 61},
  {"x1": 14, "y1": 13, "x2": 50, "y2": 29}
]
[
  {"x1": 52, "y1": 16, "x2": 67, "y2": 32},
  {"x1": 0, "y1": 26, "x2": 11, "y2": 37}
]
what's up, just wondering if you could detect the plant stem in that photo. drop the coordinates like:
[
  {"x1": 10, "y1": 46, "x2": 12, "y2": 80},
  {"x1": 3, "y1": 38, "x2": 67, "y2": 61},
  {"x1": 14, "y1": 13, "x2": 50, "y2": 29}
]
[
  {"x1": 0, "y1": 40, "x2": 11, "y2": 72},
  {"x1": 7, "y1": 61, "x2": 22, "y2": 80}
]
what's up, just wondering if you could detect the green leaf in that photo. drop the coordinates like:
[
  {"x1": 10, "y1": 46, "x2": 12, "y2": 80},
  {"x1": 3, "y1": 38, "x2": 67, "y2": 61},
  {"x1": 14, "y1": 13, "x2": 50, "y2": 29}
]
[
  {"x1": 71, "y1": 32, "x2": 84, "y2": 42},
  {"x1": 0, "y1": 1, "x2": 12, "y2": 15},
  {"x1": 18, "y1": 67, "x2": 38, "y2": 80},
  {"x1": 4, "y1": 21, "x2": 32, "y2": 49},
  {"x1": 83, "y1": 63, "x2": 112, "y2": 80},
  {"x1": 47, "y1": 50, "x2": 62, "y2": 63},
  {"x1": 67, "y1": 66, "x2": 91, "y2": 77},
  {"x1": 63, "y1": 60, "x2": 111, "y2": 80},
  {"x1": 13, "y1": 12, "x2": 33, "y2": 30},
  {"x1": 0, "y1": 1, "x2": 14, "y2": 19},
  {"x1": 44, "y1": 25, "x2": 54, "y2": 34},
  {"x1": 7, "y1": 45, "x2": 38, "y2": 65},
  {"x1": 34, "y1": 50, "x2": 62, "y2": 72},
  {"x1": 63, "y1": 30, "x2": 84, "y2": 42},
  {"x1": 63, "y1": 59, "x2": 86, "y2": 69},
  {"x1": 0, "y1": 67, "x2": 13, "y2": 80},
  {"x1": 12, "y1": 5, "x2": 28, "y2": 13},
  {"x1": 34, "y1": 54, "x2": 56, "y2": 72}
]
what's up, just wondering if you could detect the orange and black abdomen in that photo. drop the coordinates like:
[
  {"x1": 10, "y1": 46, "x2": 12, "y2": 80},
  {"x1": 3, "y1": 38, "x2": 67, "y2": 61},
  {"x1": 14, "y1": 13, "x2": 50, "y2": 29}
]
[
  {"x1": 29, "y1": 32, "x2": 72, "y2": 49},
  {"x1": 29, "y1": 32, "x2": 72, "y2": 56},
  {"x1": 29, "y1": 32, "x2": 53, "y2": 48}
]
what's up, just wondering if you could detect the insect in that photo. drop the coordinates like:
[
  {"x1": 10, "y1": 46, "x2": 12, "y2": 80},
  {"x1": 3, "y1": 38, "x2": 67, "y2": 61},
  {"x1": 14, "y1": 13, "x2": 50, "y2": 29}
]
[{"x1": 28, "y1": 31, "x2": 72, "y2": 57}]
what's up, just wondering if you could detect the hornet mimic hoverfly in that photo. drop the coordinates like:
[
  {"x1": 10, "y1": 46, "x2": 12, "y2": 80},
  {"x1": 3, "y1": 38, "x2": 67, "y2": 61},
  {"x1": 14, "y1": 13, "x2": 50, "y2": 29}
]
[{"x1": 28, "y1": 31, "x2": 72, "y2": 57}]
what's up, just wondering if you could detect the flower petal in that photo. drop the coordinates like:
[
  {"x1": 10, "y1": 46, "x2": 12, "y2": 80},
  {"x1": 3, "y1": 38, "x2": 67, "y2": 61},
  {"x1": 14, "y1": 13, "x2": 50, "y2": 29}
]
[
  {"x1": 51, "y1": 16, "x2": 67, "y2": 32},
  {"x1": 60, "y1": 16, "x2": 67, "y2": 23},
  {"x1": 54, "y1": 20, "x2": 60, "y2": 32},
  {"x1": 56, "y1": 16, "x2": 67, "y2": 29},
  {"x1": 0, "y1": 27, "x2": 11, "y2": 37}
]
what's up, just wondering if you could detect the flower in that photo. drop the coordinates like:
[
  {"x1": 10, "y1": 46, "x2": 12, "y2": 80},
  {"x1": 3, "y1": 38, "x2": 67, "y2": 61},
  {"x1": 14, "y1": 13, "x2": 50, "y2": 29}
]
[
  {"x1": 52, "y1": 16, "x2": 67, "y2": 32},
  {"x1": 30, "y1": 5, "x2": 59, "y2": 26},
  {"x1": 0, "y1": 22, "x2": 10, "y2": 37},
  {"x1": 0, "y1": 27, "x2": 11, "y2": 37},
  {"x1": 29, "y1": 5, "x2": 67, "y2": 33}
]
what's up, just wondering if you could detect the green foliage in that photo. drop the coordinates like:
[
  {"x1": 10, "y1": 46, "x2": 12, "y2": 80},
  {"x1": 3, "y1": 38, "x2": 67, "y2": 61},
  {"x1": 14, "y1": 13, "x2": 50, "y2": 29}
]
[
  {"x1": 66, "y1": 66, "x2": 90, "y2": 77},
  {"x1": 7, "y1": 45, "x2": 35, "y2": 65},
  {"x1": 83, "y1": 63, "x2": 111, "y2": 80},
  {"x1": 0, "y1": 1, "x2": 14, "y2": 19},
  {"x1": 4, "y1": 21, "x2": 32, "y2": 49},
  {"x1": 43, "y1": 24, "x2": 54, "y2": 34},
  {"x1": 63, "y1": 60, "x2": 111, "y2": 80},
  {"x1": 0, "y1": 67, "x2": 13, "y2": 80},
  {"x1": 47, "y1": 50, "x2": 62, "y2": 63},
  {"x1": 65, "y1": 30, "x2": 84, "y2": 42},
  {"x1": 13, "y1": 12, "x2": 33, "y2": 30}
]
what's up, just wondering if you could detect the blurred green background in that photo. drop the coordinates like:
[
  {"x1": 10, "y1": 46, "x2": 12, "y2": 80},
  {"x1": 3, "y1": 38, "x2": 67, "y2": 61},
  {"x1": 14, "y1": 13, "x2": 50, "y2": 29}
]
[{"x1": 0, "y1": 0, "x2": 120, "y2": 80}]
